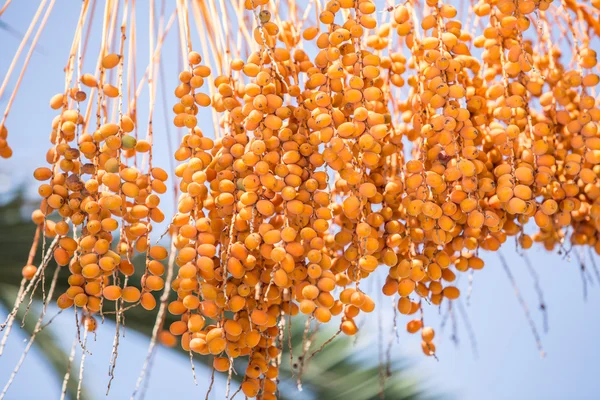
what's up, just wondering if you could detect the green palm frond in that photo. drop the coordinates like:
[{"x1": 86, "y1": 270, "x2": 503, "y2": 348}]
[
  {"x1": 274, "y1": 320, "x2": 427, "y2": 400},
  {"x1": 0, "y1": 286, "x2": 91, "y2": 400}
]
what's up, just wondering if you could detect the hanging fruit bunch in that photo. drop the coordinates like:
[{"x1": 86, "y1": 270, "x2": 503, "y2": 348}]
[
  {"x1": 0, "y1": 0, "x2": 599, "y2": 398},
  {"x1": 0, "y1": 0, "x2": 173, "y2": 395}
]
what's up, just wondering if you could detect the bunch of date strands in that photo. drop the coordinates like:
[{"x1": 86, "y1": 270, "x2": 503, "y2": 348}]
[{"x1": 0, "y1": 0, "x2": 599, "y2": 398}]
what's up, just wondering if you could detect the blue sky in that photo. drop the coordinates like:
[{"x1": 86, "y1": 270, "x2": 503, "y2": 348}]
[{"x1": 1, "y1": 1, "x2": 600, "y2": 399}]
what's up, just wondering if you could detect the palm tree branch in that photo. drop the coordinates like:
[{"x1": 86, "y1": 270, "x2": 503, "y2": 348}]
[{"x1": 0, "y1": 285, "x2": 91, "y2": 400}]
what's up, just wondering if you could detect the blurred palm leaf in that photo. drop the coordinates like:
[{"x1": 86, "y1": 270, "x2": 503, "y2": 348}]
[
  {"x1": 267, "y1": 319, "x2": 427, "y2": 400},
  {"x1": 0, "y1": 190, "x2": 430, "y2": 400},
  {"x1": 0, "y1": 285, "x2": 90, "y2": 400}
]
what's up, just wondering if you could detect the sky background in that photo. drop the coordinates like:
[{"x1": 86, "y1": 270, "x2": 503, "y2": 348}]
[{"x1": 1, "y1": 1, "x2": 600, "y2": 399}]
